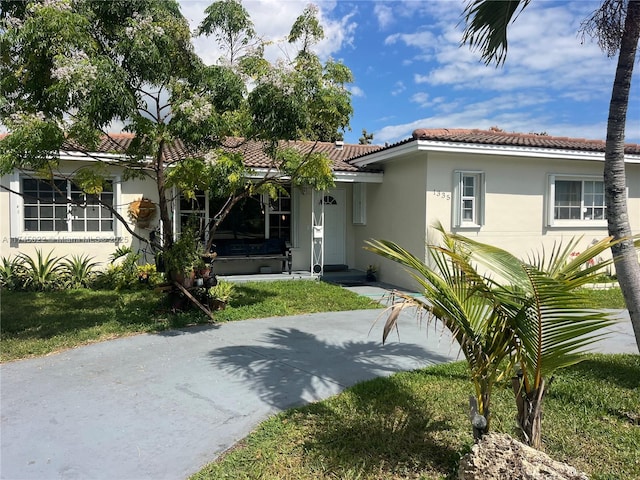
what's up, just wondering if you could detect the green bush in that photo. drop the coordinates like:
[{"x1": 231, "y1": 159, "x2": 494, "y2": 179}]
[
  {"x1": 18, "y1": 250, "x2": 64, "y2": 291},
  {"x1": 93, "y1": 248, "x2": 161, "y2": 291},
  {"x1": 62, "y1": 254, "x2": 100, "y2": 289},
  {"x1": 0, "y1": 255, "x2": 25, "y2": 290}
]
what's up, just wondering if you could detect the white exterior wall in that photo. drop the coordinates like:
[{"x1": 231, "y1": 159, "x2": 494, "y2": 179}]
[
  {"x1": 353, "y1": 150, "x2": 640, "y2": 291},
  {"x1": 353, "y1": 153, "x2": 429, "y2": 289},
  {"x1": 427, "y1": 152, "x2": 633, "y2": 256},
  {"x1": 0, "y1": 162, "x2": 160, "y2": 267}
]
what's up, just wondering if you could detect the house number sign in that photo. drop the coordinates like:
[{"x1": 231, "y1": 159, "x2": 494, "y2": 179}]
[{"x1": 432, "y1": 190, "x2": 451, "y2": 200}]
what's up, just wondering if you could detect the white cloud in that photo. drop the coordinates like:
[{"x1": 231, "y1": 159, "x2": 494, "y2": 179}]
[
  {"x1": 384, "y1": 31, "x2": 436, "y2": 49},
  {"x1": 391, "y1": 81, "x2": 406, "y2": 96},
  {"x1": 383, "y1": 0, "x2": 617, "y2": 102},
  {"x1": 374, "y1": 92, "x2": 575, "y2": 144},
  {"x1": 374, "y1": 3, "x2": 394, "y2": 29},
  {"x1": 350, "y1": 85, "x2": 365, "y2": 97}
]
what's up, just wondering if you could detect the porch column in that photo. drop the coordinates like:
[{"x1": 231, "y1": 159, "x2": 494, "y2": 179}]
[{"x1": 311, "y1": 189, "x2": 325, "y2": 277}]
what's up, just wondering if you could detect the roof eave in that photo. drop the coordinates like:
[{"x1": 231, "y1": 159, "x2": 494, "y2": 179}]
[
  {"x1": 350, "y1": 139, "x2": 640, "y2": 165},
  {"x1": 247, "y1": 167, "x2": 383, "y2": 183}
]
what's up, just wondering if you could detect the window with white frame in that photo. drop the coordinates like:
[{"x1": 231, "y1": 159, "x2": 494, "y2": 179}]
[
  {"x1": 21, "y1": 177, "x2": 114, "y2": 233},
  {"x1": 548, "y1": 175, "x2": 607, "y2": 226},
  {"x1": 178, "y1": 190, "x2": 207, "y2": 238},
  {"x1": 185, "y1": 184, "x2": 293, "y2": 242},
  {"x1": 267, "y1": 187, "x2": 291, "y2": 240},
  {"x1": 453, "y1": 171, "x2": 485, "y2": 227}
]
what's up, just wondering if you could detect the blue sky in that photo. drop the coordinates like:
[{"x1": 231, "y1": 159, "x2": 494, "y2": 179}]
[{"x1": 181, "y1": 0, "x2": 640, "y2": 146}]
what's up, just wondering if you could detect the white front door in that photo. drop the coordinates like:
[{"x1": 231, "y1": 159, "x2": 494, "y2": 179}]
[{"x1": 322, "y1": 189, "x2": 346, "y2": 265}]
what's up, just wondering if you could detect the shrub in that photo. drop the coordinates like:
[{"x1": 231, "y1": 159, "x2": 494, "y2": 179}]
[
  {"x1": 93, "y1": 248, "x2": 161, "y2": 291},
  {"x1": 19, "y1": 250, "x2": 64, "y2": 291},
  {"x1": 62, "y1": 254, "x2": 100, "y2": 289},
  {"x1": 0, "y1": 255, "x2": 26, "y2": 291}
]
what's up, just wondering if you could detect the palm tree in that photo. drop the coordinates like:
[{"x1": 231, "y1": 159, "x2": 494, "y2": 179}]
[
  {"x1": 461, "y1": 0, "x2": 640, "y2": 353},
  {"x1": 366, "y1": 228, "x2": 618, "y2": 448}
]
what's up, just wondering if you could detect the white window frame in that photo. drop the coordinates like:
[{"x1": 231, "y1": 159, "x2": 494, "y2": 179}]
[
  {"x1": 9, "y1": 173, "x2": 120, "y2": 239},
  {"x1": 547, "y1": 174, "x2": 608, "y2": 227},
  {"x1": 178, "y1": 183, "x2": 295, "y2": 244},
  {"x1": 453, "y1": 171, "x2": 485, "y2": 228},
  {"x1": 352, "y1": 183, "x2": 366, "y2": 225},
  {"x1": 266, "y1": 185, "x2": 292, "y2": 241}
]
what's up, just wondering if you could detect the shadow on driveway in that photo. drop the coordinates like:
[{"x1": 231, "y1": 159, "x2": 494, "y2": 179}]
[{"x1": 208, "y1": 325, "x2": 455, "y2": 410}]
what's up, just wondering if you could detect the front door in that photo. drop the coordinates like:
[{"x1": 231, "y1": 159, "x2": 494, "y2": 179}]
[{"x1": 322, "y1": 188, "x2": 346, "y2": 265}]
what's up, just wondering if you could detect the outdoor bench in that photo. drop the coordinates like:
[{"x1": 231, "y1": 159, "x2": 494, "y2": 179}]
[{"x1": 212, "y1": 238, "x2": 292, "y2": 274}]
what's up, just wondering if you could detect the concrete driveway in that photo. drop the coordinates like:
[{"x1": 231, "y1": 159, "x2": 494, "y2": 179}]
[
  {"x1": 1, "y1": 305, "x2": 461, "y2": 480},
  {"x1": 1, "y1": 293, "x2": 636, "y2": 480}
]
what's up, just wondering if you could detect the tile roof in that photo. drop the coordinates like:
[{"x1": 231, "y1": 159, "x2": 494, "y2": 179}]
[
  {"x1": 4, "y1": 129, "x2": 639, "y2": 168},
  {"x1": 410, "y1": 128, "x2": 640, "y2": 155},
  {"x1": 58, "y1": 134, "x2": 382, "y2": 172},
  {"x1": 220, "y1": 138, "x2": 382, "y2": 172}
]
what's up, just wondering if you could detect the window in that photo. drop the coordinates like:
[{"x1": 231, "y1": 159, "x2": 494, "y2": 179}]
[
  {"x1": 548, "y1": 175, "x2": 607, "y2": 226},
  {"x1": 194, "y1": 184, "x2": 293, "y2": 242},
  {"x1": 179, "y1": 191, "x2": 207, "y2": 238},
  {"x1": 352, "y1": 183, "x2": 366, "y2": 225},
  {"x1": 22, "y1": 177, "x2": 114, "y2": 233},
  {"x1": 453, "y1": 171, "x2": 485, "y2": 228},
  {"x1": 267, "y1": 186, "x2": 291, "y2": 240}
]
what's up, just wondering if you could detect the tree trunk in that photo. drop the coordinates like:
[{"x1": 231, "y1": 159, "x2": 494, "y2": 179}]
[
  {"x1": 604, "y1": 0, "x2": 640, "y2": 353},
  {"x1": 512, "y1": 376, "x2": 548, "y2": 450},
  {"x1": 155, "y1": 140, "x2": 174, "y2": 249}
]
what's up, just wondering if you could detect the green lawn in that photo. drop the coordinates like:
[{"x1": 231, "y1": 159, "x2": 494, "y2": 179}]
[
  {"x1": 192, "y1": 354, "x2": 640, "y2": 480},
  {"x1": 0, "y1": 280, "x2": 379, "y2": 362},
  {"x1": 1, "y1": 281, "x2": 634, "y2": 477}
]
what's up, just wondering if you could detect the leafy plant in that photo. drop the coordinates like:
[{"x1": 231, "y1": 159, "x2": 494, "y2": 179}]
[
  {"x1": 62, "y1": 254, "x2": 99, "y2": 289},
  {"x1": 164, "y1": 225, "x2": 205, "y2": 281},
  {"x1": 94, "y1": 248, "x2": 143, "y2": 291},
  {"x1": 109, "y1": 246, "x2": 134, "y2": 264},
  {"x1": 18, "y1": 250, "x2": 64, "y2": 291},
  {"x1": 366, "y1": 226, "x2": 619, "y2": 448},
  {"x1": 207, "y1": 280, "x2": 235, "y2": 303},
  {"x1": 136, "y1": 263, "x2": 162, "y2": 287},
  {"x1": 0, "y1": 256, "x2": 25, "y2": 291}
]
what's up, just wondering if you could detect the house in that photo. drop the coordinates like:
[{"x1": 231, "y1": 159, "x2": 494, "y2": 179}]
[{"x1": 2, "y1": 129, "x2": 639, "y2": 290}]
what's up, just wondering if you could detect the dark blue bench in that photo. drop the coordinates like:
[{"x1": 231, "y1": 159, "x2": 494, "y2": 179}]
[{"x1": 213, "y1": 238, "x2": 292, "y2": 274}]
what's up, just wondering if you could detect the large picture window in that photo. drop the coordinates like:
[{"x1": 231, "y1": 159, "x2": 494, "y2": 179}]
[
  {"x1": 22, "y1": 177, "x2": 114, "y2": 233},
  {"x1": 548, "y1": 175, "x2": 607, "y2": 226},
  {"x1": 185, "y1": 185, "x2": 293, "y2": 242}
]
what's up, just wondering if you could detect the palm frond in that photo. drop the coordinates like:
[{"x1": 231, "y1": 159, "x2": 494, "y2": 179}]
[{"x1": 461, "y1": 0, "x2": 532, "y2": 66}]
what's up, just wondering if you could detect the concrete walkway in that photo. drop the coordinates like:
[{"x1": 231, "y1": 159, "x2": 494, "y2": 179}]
[{"x1": 1, "y1": 286, "x2": 637, "y2": 480}]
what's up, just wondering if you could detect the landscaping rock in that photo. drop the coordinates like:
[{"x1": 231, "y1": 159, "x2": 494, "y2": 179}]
[{"x1": 457, "y1": 433, "x2": 589, "y2": 480}]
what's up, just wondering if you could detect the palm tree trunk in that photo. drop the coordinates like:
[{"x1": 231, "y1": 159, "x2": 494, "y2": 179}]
[
  {"x1": 604, "y1": 0, "x2": 640, "y2": 353},
  {"x1": 512, "y1": 376, "x2": 548, "y2": 449}
]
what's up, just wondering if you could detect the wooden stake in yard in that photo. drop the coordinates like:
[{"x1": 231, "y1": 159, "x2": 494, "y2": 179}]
[{"x1": 173, "y1": 281, "x2": 214, "y2": 321}]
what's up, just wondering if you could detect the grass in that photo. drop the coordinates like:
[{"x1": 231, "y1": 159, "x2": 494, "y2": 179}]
[
  {"x1": 0, "y1": 280, "x2": 379, "y2": 362},
  {"x1": 191, "y1": 354, "x2": 640, "y2": 480},
  {"x1": 576, "y1": 286, "x2": 626, "y2": 309}
]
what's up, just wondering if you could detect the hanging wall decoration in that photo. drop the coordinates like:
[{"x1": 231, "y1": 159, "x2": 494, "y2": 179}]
[{"x1": 128, "y1": 197, "x2": 157, "y2": 228}]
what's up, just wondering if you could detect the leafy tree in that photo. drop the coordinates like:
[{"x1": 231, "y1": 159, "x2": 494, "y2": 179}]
[
  {"x1": 366, "y1": 228, "x2": 619, "y2": 448},
  {"x1": 197, "y1": 0, "x2": 261, "y2": 68},
  {"x1": 0, "y1": 1, "x2": 351, "y2": 261},
  {"x1": 460, "y1": 0, "x2": 640, "y2": 352},
  {"x1": 358, "y1": 128, "x2": 374, "y2": 145}
]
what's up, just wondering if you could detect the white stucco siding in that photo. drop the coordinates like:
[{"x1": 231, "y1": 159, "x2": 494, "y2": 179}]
[
  {"x1": 355, "y1": 149, "x2": 640, "y2": 291},
  {"x1": 627, "y1": 165, "x2": 640, "y2": 228},
  {"x1": 0, "y1": 162, "x2": 160, "y2": 266},
  {"x1": 353, "y1": 153, "x2": 429, "y2": 290},
  {"x1": 423, "y1": 153, "x2": 633, "y2": 260}
]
